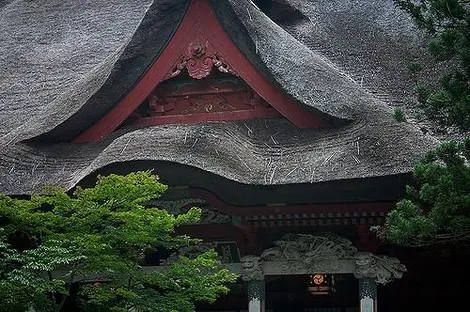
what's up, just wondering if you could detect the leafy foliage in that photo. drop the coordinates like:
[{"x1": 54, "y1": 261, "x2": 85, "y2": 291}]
[
  {"x1": 0, "y1": 172, "x2": 237, "y2": 312},
  {"x1": 376, "y1": 139, "x2": 470, "y2": 246},
  {"x1": 382, "y1": 1, "x2": 470, "y2": 247},
  {"x1": 394, "y1": 0, "x2": 470, "y2": 131},
  {"x1": 393, "y1": 108, "x2": 407, "y2": 122}
]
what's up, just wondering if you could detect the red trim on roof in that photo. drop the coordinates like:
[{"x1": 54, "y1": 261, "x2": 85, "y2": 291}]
[
  {"x1": 188, "y1": 188, "x2": 395, "y2": 215},
  {"x1": 74, "y1": 0, "x2": 327, "y2": 143}
]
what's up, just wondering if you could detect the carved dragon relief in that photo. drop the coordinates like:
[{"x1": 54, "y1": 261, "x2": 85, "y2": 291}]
[
  {"x1": 257, "y1": 233, "x2": 358, "y2": 276},
  {"x1": 261, "y1": 233, "x2": 358, "y2": 262},
  {"x1": 164, "y1": 36, "x2": 237, "y2": 81},
  {"x1": 239, "y1": 233, "x2": 406, "y2": 284},
  {"x1": 198, "y1": 207, "x2": 232, "y2": 224},
  {"x1": 354, "y1": 252, "x2": 407, "y2": 285}
]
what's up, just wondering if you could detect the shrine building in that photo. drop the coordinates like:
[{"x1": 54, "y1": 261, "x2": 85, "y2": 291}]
[{"x1": 0, "y1": 0, "x2": 446, "y2": 311}]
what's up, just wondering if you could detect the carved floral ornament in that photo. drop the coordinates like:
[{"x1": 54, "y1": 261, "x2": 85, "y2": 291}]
[
  {"x1": 239, "y1": 233, "x2": 407, "y2": 285},
  {"x1": 164, "y1": 37, "x2": 237, "y2": 81}
]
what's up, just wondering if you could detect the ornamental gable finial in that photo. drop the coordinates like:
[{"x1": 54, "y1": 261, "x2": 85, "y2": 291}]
[{"x1": 164, "y1": 38, "x2": 237, "y2": 81}]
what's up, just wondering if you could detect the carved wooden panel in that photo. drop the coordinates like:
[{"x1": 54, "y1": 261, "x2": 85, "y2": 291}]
[
  {"x1": 238, "y1": 234, "x2": 406, "y2": 285},
  {"x1": 149, "y1": 91, "x2": 261, "y2": 116},
  {"x1": 132, "y1": 79, "x2": 281, "y2": 126}
]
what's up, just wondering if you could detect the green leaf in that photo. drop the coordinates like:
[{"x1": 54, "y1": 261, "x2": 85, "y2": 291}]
[{"x1": 0, "y1": 172, "x2": 236, "y2": 311}]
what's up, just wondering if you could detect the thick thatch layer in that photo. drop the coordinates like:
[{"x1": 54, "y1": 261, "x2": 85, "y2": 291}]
[
  {"x1": 0, "y1": 0, "x2": 187, "y2": 144},
  {"x1": 1, "y1": 115, "x2": 437, "y2": 195},
  {"x1": 275, "y1": 0, "x2": 440, "y2": 112},
  {"x1": 0, "y1": 0, "x2": 439, "y2": 195}
]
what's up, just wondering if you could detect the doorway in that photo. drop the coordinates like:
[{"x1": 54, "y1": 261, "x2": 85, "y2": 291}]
[{"x1": 265, "y1": 274, "x2": 358, "y2": 312}]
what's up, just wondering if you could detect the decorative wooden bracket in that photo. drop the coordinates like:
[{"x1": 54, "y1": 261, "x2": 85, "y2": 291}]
[
  {"x1": 74, "y1": 0, "x2": 327, "y2": 143},
  {"x1": 164, "y1": 39, "x2": 237, "y2": 80}
]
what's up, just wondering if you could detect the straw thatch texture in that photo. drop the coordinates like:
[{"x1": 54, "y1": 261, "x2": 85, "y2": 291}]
[
  {"x1": 0, "y1": 0, "x2": 439, "y2": 195},
  {"x1": 1, "y1": 115, "x2": 437, "y2": 195},
  {"x1": 0, "y1": 0, "x2": 187, "y2": 144}
]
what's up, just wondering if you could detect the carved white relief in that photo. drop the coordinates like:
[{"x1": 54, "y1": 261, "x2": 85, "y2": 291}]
[
  {"x1": 258, "y1": 233, "x2": 358, "y2": 275},
  {"x1": 248, "y1": 233, "x2": 406, "y2": 284},
  {"x1": 261, "y1": 233, "x2": 358, "y2": 263},
  {"x1": 240, "y1": 255, "x2": 263, "y2": 281},
  {"x1": 354, "y1": 251, "x2": 407, "y2": 285},
  {"x1": 354, "y1": 252, "x2": 376, "y2": 279}
]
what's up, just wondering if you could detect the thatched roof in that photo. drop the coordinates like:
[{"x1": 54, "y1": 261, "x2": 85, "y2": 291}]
[{"x1": 0, "y1": 0, "x2": 439, "y2": 195}]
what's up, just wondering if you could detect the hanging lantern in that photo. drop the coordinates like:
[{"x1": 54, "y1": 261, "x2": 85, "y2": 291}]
[{"x1": 308, "y1": 274, "x2": 335, "y2": 295}]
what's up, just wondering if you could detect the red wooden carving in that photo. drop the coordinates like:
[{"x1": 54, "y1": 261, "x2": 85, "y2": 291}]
[
  {"x1": 132, "y1": 80, "x2": 281, "y2": 126},
  {"x1": 74, "y1": 0, "x2": 327, "y2": 143},
  {"x1": 164, "y1": 39, "x2": 237, "y2": 80},
  {"x1": 151, "y1": 92, "x2": 259, "y2": 115}
]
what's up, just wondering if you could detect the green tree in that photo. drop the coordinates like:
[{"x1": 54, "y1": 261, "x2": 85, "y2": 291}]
[
  {"x1": 377, "y1": 0, "x2": 470, "y2": 246},
  {"x1": 376, "y1": 139, "x2": 470, "y2": 246},
  {"x1": 394, "y1": 0, "x2": 470, "y2": 131},
  {"x1": 0, "y1": 172, "x2": 237, "y2": 312}
]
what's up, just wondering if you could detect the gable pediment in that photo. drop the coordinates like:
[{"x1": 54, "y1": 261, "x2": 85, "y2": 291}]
[{"x1": 74, "y1": 0, "x2": 327, "y2": 143}]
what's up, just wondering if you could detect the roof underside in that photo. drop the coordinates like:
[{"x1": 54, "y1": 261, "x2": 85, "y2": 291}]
[{"x1": 0, "y1": 0, "x2": 439, "y2": 195}]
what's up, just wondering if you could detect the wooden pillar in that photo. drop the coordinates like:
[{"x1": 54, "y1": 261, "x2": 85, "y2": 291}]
[
  {"x1": 247, "y1": 279, "x2": 265, "y2": 312},
  {"x1": 240, "y1": 255, "x2": 265, "y2": 312},
  {"x1": 359, "y1": 278, "x2": 377, "y2": 312}
]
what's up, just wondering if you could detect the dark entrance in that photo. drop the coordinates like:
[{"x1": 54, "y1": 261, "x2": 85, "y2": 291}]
[{"x1": 265, "y1": 275, "x2": 358, "y2": 312}]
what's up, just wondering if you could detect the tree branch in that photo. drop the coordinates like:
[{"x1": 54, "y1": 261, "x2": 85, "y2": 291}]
[{"x1": 57, "y1": 270, "x2": 76, "y2": 312}]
